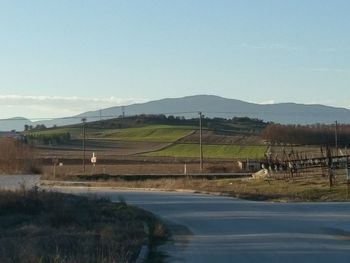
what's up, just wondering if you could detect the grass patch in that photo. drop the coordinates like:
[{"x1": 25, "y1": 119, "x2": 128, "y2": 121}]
[
  {"x1": 145, "y1": 144, "x2": 267, "y2": 159},
  {"x1": 99, "y1": 125, "x2": 195, "y2": 142},
  {"x1": 23, "y1": 124, "x2": 194, "y2": 143},
  {"x1": 0, "y1": 188, "x2": 166, "y2": 263}
]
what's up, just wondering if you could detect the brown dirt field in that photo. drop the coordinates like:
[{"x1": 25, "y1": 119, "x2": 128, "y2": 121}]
[
  {"x1": 34, "y1": 134, "x2": 259, "y2": 178},
  {"x1": 36, "y1": 140, "x2": 170, "y2": 159},
  {"x1": 40, "y1": 161, "x2": 240, "y2": 179}
]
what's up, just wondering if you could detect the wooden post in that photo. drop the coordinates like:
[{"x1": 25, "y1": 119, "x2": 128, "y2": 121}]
[{"x1": 326, "y1": 147, "x2": 333, "y2": 188}]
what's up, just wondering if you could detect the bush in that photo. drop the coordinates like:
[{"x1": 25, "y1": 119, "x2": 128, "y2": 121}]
[{"x1": 0, "y1": 189, "x2": 164, "y2": 263}]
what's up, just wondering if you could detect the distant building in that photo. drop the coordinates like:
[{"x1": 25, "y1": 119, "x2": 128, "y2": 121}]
[{"x1": 237, "y1": 160, "x2": 261, "y2": 172}]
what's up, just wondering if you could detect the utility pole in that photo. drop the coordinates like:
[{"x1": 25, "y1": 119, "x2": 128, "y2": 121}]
[
  {"x1": 335, "y1": 120, "x2": 338, "y2": 155},
  {"x1": 82, "y1": 118, "x2": 86, "y2": 173},
  {"x1": 199, "y1": 112, "x2": 203, "y2": 173},
  {"x1": 122, "y1": 106, "x2": 125, "y2": 118},
  {"x1": 99, "y1": 109, "x2": 102, "y2": 121}
]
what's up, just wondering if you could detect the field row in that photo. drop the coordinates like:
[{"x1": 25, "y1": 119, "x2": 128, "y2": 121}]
[
  {"x1": 144, "y1": 144, "x2": 267, "y2": 159},
  {"x1": 26, "y1": 125, "x2": 268, "y2": 159}
]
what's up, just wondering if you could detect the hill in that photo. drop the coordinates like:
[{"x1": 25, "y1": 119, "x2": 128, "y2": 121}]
[
  {"x1": 23, "y1": 115, "x2": 267, "y2": 161},
  {"x1": 23, "y1": 115, "x2": 266, "y2": 142}
]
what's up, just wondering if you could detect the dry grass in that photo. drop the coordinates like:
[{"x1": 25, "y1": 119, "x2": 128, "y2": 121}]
[
  {"x1": 0, "y1": 138, "x2": 40, "y2": 174},
  {"x1": 0, "y1": 187, "x2": 166, "y2": 263}
]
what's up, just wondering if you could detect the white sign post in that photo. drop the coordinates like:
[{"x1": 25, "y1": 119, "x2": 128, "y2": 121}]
[
  {"x1": 91, "y1": 152, "x2": 97, "y2": 175},
  {"x1": 91, "y1": 152, "x2": 97, "y2": 166}
]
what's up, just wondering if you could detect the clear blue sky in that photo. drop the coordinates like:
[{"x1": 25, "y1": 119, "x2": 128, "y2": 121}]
[{"x1": 0, "y1": 0, "x2": 349, "y2": 118}]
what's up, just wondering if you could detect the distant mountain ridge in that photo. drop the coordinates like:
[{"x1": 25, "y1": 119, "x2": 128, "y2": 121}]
[
  {"x1": 0, "y1": 117, "x2": 32, "y2": 132},
  {"x1": 1, "y1": 95, "x2": 350, "y2": 131}
]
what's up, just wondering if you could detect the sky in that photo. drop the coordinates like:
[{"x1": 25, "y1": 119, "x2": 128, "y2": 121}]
[{"x1": 0, "y1": 0, "x2": 349, "y2": 118}]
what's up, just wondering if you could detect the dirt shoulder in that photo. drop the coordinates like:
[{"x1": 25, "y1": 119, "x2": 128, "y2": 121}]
[{"x1": 41, "y1": 176, "x2": 350, "y2": 202}]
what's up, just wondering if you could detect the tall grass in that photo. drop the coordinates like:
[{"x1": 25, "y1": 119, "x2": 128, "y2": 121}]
[{"x1": 0, "y1": 138, "x2": 40, "y2": 174}]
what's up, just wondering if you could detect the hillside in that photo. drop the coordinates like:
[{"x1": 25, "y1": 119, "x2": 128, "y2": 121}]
[
  {"x1": 23, "y1": 115, "x2": 267, "y2": 161},
  {"x1": 23, "y1": 115, "x2": 266, "y2": 139}
]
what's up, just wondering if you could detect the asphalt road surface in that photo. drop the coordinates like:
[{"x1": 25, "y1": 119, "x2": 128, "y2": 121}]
[
  {"x1": 52, "y1": 187, "x2": 350, "y2": 262},
  {"x1": 0, "y1": 174, "x2": 40, "y2": 190}
]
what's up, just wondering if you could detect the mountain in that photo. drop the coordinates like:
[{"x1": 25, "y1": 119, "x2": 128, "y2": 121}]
[
  {"x1": 0, "y1": 117, "x2": 32, "y2": 132},
  {"x1": 65, "y1": 95, "x2": 350, "y2": 125},
  {"x1": 2, "y1": 95, "x2": 350, "y2": 131}
]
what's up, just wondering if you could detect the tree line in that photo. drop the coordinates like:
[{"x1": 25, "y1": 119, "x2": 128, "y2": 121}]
[
  {"x1": 87, "y1": 114, "x2": 267, "y2": 134},
  {"x1": 24, "y1": 132, "x2": 71, "y2": 145},
  {"x1": 262, "y1": 123, "x2": 350, "y2": 146}
]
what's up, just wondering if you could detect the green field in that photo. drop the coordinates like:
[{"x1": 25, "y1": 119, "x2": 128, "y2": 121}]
[
  {"x1": 145, "y1": 143, "x2": 267, "y2": 159},
  {"x1": 24, "y1": 125, "x2": 195, "y2": 143},
  {"x1": 100, "y1": 125, "x2": 195, "y2": 142}
]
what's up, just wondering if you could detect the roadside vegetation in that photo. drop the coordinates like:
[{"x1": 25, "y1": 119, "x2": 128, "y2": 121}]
[{"x1": 0, "y1": 188, "x2": 167, "y2": 263}]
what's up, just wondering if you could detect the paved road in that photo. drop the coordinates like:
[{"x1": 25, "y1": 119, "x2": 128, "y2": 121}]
[
  {"x1": 0, "y1": 174, "x2": 40, "y2": 190},
  {"x1": 54, "y1": 187, "x2": 350, "y2": 262}
]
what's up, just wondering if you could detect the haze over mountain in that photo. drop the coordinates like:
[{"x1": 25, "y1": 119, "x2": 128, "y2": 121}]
[
  {"x1": 1, "y1": 95, "x2": 350, "y2": 131},
  {"x1": 0, "y1": 117, "x2": 32, "y2": 132}
]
